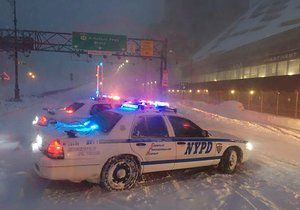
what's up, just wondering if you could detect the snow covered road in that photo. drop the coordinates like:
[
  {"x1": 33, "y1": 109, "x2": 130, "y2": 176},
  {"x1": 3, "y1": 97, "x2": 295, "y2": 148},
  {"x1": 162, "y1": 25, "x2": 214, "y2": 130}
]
[{"x1": 0, "y1": 86, "x2": 300, "y2": 210}]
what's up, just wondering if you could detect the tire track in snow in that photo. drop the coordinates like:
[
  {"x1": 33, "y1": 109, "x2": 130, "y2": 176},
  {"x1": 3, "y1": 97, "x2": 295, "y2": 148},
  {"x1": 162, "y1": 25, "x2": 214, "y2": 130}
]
[
  {"x1": 256, "y1": 124, "x2": 300, "y2": 140},
  {"x1": 237, "y1": 157, "x2": 300, "y2": 210},
  {"x1": 212, "y1": 171, "x2": 281, "y2": 210},
  {"x1": 231, "y1": 189, "x2": 258, "y2": 210}
]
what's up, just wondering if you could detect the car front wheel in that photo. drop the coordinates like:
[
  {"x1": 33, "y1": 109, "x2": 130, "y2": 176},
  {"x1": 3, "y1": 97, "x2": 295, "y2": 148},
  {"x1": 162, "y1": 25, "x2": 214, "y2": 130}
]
[
  {"x1": 218, "y1": 148, "x2": 239, "y2": 173},
  {"x1": 100, "y1": 155, "x2": 140, "y2": 191}
]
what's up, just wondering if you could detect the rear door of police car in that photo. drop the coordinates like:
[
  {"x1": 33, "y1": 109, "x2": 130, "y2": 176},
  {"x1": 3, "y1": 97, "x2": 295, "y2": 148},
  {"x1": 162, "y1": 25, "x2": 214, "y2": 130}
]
[
  {"x1": 129, "y1": 114, "x2": 176, "y2": 173},
  {"x1": 166, "y1": 116, "x2": 218, "y2": 170}
]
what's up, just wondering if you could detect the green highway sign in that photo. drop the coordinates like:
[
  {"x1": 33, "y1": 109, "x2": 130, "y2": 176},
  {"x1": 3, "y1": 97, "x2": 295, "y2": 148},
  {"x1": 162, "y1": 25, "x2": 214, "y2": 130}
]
[{"x1": 72, "y1": 32, "x2": 127, "y2": 52}]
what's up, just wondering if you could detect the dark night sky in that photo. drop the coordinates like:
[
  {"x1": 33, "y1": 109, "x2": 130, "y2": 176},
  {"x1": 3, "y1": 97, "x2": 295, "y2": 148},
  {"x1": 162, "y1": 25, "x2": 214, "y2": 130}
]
[
  {"x1": 0, "y1": 0, "x2": 164, "y2": 96},
  {"x1": 0, "y1": 0, "x2": 164, "y2": 35}
]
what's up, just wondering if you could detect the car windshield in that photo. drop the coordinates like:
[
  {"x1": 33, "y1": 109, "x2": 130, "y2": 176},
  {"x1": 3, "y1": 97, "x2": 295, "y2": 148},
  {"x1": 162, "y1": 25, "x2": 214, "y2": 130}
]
[{"x1": 91, "y1": 110, "x2": 122, "y2": 133}]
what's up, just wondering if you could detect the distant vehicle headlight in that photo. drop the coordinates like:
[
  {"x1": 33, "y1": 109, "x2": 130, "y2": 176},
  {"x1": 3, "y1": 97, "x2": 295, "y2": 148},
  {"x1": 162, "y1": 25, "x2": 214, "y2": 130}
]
[
  {"x1": 32, "y1": 116, "x2": 39, "y2": 125},
  {"x1": 246, "y1": 142, "x2": 253, "y2": 151}
]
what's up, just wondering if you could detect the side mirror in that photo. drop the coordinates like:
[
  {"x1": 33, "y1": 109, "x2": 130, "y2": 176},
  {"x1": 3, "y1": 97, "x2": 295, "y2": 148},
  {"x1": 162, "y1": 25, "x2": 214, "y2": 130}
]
[{"x1": 202, "y1": 130, "x2": 210, "y2": 137}]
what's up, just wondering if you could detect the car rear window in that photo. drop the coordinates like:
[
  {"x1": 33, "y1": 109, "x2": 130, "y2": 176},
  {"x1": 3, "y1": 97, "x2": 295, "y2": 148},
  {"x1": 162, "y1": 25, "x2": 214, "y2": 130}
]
[
  {"x1": 65, "y1": 102, "x2": 85, "y2": 112},
  {"x1": 90, "y1": 104, "x2": 112, "y2": 115},
  {"x1": 92, "y1": 111, "x2": 122, "y2": 133}
]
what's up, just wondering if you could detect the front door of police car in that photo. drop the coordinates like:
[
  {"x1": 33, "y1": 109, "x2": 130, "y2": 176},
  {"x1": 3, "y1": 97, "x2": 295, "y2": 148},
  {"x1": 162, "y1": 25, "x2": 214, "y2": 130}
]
[
  {"x1": 167, "y1": 116, "x2": 217, "y2": 170},
  {"x1": 130, "y1": 115, "x2": 176, "y2": 173}
]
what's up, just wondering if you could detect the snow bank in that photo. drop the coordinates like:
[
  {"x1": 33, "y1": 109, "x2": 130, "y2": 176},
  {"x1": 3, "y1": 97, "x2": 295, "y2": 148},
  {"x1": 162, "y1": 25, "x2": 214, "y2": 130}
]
[
  {"x1": 0, "y1": 141, "x2": 20, "y2": 151},
  {"x1": 180, "y1": 99, "x2": 300, "y2": 131}
]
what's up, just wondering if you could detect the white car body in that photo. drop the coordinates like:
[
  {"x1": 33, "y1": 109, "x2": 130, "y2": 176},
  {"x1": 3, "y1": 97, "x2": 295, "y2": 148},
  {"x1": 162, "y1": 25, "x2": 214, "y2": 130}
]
[
  {"x1": 32, "y1": 108, "x2": 250, "y2": 184},
  {"x1": 37, "y1": 99, "x2": 117, "y2": 123}
]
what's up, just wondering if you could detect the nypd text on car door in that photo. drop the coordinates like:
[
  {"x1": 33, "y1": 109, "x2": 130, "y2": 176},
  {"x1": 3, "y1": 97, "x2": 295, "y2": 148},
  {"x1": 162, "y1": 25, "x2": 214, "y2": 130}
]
[{"x1": 167, "y1": 116, "x2": 219, "y2": 169}]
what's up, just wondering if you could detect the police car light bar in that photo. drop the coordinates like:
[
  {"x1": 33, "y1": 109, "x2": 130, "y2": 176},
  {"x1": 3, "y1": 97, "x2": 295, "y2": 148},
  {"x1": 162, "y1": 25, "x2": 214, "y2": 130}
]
[
  {"x1": 121, "y1": 103, "x2": 139, "y2": 110},
  {"x1": 154, "y1": 101, "x2": 170, "y2": 107},
  {"x1": 91, "y1": 95, "x2": 121, "y2": 101},
  {"x1": 120, "y1": 100, "x2": 173, "y2": 112}
]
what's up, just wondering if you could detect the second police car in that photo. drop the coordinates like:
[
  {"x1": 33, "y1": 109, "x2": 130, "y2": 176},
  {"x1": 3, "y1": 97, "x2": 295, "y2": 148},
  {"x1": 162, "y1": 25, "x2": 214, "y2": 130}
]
[{"x1": 32, "y1": 100, "x2": 253, "y2": 191}]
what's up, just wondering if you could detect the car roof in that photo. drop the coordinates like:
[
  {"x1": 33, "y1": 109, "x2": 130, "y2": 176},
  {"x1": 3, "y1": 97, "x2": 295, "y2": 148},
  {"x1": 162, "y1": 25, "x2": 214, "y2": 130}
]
[
  {"x1": 76, "y1": 98, "x2": 111, "y2": 105},
  {"x1": 109, "y1": 107, "x2": 183, "y2": 117}
]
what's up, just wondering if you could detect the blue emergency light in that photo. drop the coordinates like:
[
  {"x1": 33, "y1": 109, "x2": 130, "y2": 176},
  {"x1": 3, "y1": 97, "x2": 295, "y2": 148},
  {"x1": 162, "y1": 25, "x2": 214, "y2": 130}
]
[
  {"x1": 56, "y1": 120, "x2": 99, "y2": 133},
  {"x1": 121, "y1": 103, "x2": 139, "y2": 111}
]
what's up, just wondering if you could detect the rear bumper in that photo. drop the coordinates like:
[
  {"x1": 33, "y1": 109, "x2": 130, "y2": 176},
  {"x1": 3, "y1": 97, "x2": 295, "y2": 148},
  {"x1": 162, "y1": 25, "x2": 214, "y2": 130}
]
[{"x1": 33, "y1": 152, "x2": 101, "y2": 183}]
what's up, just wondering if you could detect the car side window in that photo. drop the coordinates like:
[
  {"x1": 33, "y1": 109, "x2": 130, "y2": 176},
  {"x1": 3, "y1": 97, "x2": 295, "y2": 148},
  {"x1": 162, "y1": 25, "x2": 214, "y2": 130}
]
[
  {"x1": 132, "y1": 116, "x2": 168, "y2": 138},
  {"x1": 168, "y1": 116, "x2": 204, "y2": 137},
  {"x1": 132, "y1": 117, "x2": 148, "y2": 137},
  {"x1": 146, "y1": 116, "x2": 169, "y2": 137}
]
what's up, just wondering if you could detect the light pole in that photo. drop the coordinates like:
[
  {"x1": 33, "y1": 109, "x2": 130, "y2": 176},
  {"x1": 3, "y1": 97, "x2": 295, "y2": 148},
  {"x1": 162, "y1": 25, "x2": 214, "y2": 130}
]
[
  {"x1": 96, "y1": 61, "x2": 103, "y2": 97},
  {"x1": 9, "y1": 0, "x2": 20, "y2": 100}
]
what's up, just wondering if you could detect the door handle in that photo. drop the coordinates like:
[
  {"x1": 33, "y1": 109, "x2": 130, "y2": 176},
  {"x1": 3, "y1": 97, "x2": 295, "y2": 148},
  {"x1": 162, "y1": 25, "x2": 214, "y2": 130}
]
[
  {"x1": 177, "y1": 141, "x2": 186, "y2": 145},
  {"x1": 136, "y1": 143, "x2": 146, "y2": 146}
]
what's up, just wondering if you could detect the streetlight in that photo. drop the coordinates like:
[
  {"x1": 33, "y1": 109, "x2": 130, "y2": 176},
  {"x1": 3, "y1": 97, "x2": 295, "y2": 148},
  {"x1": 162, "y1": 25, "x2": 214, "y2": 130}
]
[
  {"x1": 249, "y1": 90, "x2": 255, "y2": 95},
  {"x1": 125, "y1": 59, "x2": 129, "y2": 63},
  {"x1": 27, "y1": 71, "x2": 36, "y2": 79},
  {"x1": 230, "y1": 90, "x2": 235, "y2": 95},
  {"x1": 96, "y1": 61, "x2": 104, "y2": 97},
  {"x1": 197, "y1": 89, "x2": 200, "y2": 93}
]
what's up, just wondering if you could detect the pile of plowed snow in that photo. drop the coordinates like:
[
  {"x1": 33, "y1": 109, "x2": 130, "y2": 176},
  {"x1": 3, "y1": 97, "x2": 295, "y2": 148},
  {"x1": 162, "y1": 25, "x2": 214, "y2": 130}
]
[{"x1": 178, "y1": 100, "x2": 300, "y2": 131}]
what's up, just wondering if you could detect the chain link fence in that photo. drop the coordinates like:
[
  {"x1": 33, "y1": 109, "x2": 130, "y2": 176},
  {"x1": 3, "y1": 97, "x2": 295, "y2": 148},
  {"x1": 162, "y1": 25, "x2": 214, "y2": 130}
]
[{"x1": 168, "y1": 90, "x2": 300, "y2": 119}]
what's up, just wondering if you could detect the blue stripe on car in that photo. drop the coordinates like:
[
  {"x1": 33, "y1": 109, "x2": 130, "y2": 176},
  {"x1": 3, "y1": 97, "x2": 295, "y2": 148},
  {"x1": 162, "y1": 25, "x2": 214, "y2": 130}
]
[
  {"x1": 141, "y1": 156, "x2": 222, "y2": 165},
  {"x1": 129, "y1": 138, "x2": 239, "y2": 143},
  {"x1": 94, "y1": 138, "x2": 247, "y2": 144}
]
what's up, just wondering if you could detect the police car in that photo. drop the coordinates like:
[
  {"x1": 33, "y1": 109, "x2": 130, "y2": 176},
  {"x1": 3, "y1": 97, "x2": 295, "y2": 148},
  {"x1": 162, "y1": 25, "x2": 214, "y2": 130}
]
[
  {"x1": 32, "y1": 95, "x2": 121, "y2": 126},
  {"x1": 32, "y1": 101, "x2": 252, "y2": 191}
]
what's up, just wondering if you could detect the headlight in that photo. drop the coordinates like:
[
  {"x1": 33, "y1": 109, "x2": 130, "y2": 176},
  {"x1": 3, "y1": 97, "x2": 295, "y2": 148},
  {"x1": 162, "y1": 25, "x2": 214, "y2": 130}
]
[
  {"x1": 32, "y1": 116, "x2": 39, "y2": 125},
  {"x1": 246, "y1": 142, "x2": 253, "y2": 151},
  {"x1": 32, "y1": 115, "x2": 48, "y2": 126},
  {"x1": 32, "y1": 134, "x2": 43, "y2": 152}
]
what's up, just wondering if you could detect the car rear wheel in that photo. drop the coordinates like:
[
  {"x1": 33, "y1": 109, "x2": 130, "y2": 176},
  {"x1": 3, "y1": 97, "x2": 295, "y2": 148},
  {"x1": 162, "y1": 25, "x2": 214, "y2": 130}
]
[
  {"x1": 100, "y1": 155, "x2": 140, "y2": 191},
  {"x1": 218, "y1": 148, "x2": 239, "y2": 173}
]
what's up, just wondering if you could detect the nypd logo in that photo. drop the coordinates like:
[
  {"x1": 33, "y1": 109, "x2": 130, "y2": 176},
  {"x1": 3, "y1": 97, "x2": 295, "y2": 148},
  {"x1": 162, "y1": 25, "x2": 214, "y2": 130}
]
[
  {"x1": 216, "y1": 143, "x2": 222, "y2": 153},
  {"x1": 184, "y1": 142, "x2": 212, "y2": 155}
]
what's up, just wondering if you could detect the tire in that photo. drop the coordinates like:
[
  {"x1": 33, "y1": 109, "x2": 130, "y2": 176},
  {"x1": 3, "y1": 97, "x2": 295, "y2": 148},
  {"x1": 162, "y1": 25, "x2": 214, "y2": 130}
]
[
  {"x1": 218, "y1": 148, "x2": 239, "y2": 174},
  {"x1": 100, "y1": 155, "x2": 140, "y2": 191}
]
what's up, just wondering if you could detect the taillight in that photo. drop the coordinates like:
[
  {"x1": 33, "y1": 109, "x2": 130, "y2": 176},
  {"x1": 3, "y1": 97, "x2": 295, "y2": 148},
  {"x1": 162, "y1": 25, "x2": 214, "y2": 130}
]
[
  {"x1": 46, "y1": 139, "x2": 64, "y2": 159},
  {"x1": 64, "y1": 107, "x2": 74, "y2": 114},
  {"x1": 38, "y1": 115, "x2": 48, "y2": 126}
]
